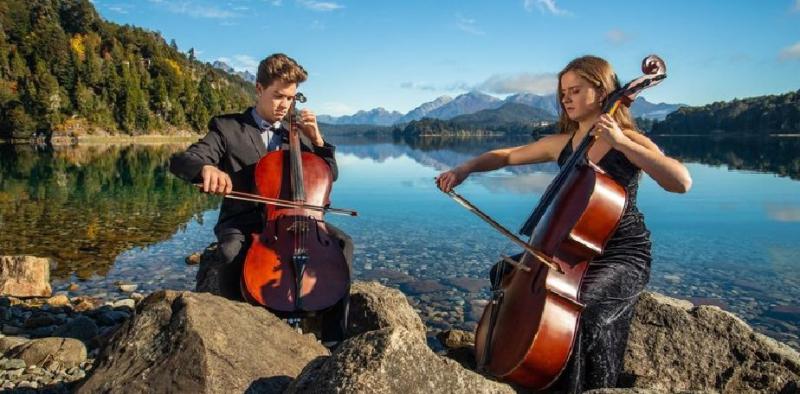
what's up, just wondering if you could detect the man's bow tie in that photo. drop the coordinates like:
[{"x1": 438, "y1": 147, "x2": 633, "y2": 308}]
[{"x1": 262, "y1": 124, "x2": 281, "y2": 133}]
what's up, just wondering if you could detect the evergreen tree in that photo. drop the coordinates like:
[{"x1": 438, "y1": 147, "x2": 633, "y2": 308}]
[
  {"x1": 0, "y1": 29, "x2": 9, "y2": 78},
  {"x1": 2, "y1": 103, "x2": 36, "y2": 139},
  {"x1": 32, "y1": 60, "x2": 63, "y2": 129}
]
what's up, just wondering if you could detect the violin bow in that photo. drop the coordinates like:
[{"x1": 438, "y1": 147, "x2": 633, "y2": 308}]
[{"x1": 446, "y1": 190, "x2": 560, "y2": 274}]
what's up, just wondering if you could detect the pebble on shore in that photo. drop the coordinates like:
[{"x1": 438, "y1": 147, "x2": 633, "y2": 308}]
[{"x1": 0, "y1": 289, "x2": 140, "y2": 391}]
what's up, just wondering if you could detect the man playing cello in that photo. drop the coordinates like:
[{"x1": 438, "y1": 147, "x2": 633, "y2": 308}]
[{"x1": 170, "y1": 53, "x2": 352, "y2": 348}]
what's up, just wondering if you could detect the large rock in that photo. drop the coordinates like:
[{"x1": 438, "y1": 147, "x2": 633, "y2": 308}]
[
  {"x1": 623, "y1": 292, "x2": 799, "y2": 393},
  {"x1": 7, "y1": 337, "x2": 87, "y2": 369},
  {"x1": 0, "y1": 255, "x2": 52, "y2": 297},
  {"x1": 286, "y1": 327, "x2": 516, "y2": 394},
  {"x1": 192, "y1": 244, "x2": 425, "y2": 340},
  {"x1": 347, "y1": 281, "x2": 427, "y2": 339},
  {"x1": 77, "y1": 290, "x2": 329, "y2": 394}
]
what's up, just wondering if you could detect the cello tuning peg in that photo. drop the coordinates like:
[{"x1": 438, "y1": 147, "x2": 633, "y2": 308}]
[{"x1": 642, "y1": 55, "x2": 666, "y2": 76}]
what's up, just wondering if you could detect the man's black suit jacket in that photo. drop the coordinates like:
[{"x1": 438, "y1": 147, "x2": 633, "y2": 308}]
[{"x1": 169, "y1": 107, "x2": 337, "y2": 235}]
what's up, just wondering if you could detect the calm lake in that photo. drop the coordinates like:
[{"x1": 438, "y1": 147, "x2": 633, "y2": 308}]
[{"x1": 1, "y1": 135, "x2": 799, "y2": 349}]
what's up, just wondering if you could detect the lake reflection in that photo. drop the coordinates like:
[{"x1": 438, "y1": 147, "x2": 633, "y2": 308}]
[
  {"x1": 0, "y1": 135, "x2": 798, "y2": 350},
  {"x1": 0, "y1": 144, "x2": 218, "y2": 278}
]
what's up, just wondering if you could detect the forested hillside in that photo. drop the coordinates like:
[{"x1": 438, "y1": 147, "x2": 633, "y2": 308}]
[
  {"x1": 652, "y1": 89, "x2": 800, "y2": 135},
  {"x1": 0, "y1": 0, "x2": 254, "y2": 140}
]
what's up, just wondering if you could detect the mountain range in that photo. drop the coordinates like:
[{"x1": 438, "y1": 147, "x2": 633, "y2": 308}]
[
  {"x1": 212, "y1": 61, "x2": 257, "y2": 84},
  {"x1": 318, "y1": 91, "x2": 683, "y2": 126}
]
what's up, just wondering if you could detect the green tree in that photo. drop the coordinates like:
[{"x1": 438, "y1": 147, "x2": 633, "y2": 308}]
[
  {"x1": 198, "y1": 74, "x2": 220, "y2": 118},
  {"x1": 2, "y1": 102, "x2": 37, "y2": 139},
  {"x1": 31, "y1": 60, "x2": 62, "y2": 129}
]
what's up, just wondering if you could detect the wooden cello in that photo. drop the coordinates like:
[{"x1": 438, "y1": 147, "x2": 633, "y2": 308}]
[
  {"x1": 240, "y1": 93, "x2": 351, "y2": 313},
  {"x1": 444, "y1": 55, "x2": 667, "y2": 390}
]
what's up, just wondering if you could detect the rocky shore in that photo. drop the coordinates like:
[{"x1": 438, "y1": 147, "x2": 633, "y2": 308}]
[{"x1": 1, "y1": 254, "x2": 799, "y2": 393}]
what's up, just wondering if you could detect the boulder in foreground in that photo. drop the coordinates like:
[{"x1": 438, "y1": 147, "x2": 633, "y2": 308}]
[{"x1": 77, "y1": 290, "x2": 329, "y2": 393}]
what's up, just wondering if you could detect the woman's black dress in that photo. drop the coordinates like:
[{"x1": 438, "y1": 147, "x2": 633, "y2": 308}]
[
  {"x1": 554, "y1": 135, "x2": 653, "y2": 392},
  {"x1": 492, "y1": 134, "x2": 652, "y2": 393}
]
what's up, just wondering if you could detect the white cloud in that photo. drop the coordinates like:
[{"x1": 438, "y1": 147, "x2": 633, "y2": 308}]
[
  {"x1": 108, "y1": 5, "x2": 129, "y2": 14},
  {"x1": 320, "y1": 102, "x2": 354, "y2": 116},
  {"x1": 400, "y1": 81, "x2": 471, "y2": 92},
  {"x1": 233, "y1": 55, "x2": 259, "y2": 70},
  {"x1": 793, "y1": 0, "x2": 800, "y2": 12},
  {"x1": 779, "y1": 42, "x2": 800, "y2": 60},
  {"x1": 455, "y1": 14, "x2": 485, "y2": 36},
  {"x1": 605, "y1": 29, "x2": 632, "y2": 45},
  {"x1": 217, "y1": 54, "x2": 260, "y2": 72},
  {"x1": 523, "y1": 0, "x2": 535, "y2": 11},
  {"x1": 297, "y1": 0, "x2": 344, "y2": 12},
  {"x1": 401, "y1": 73, "x2": 556, "y2": 95},
  {"x1": 270, "y1": 0, "x2": 283, "y2": 6},
  {"x1": 477, "y1": 72, "x2": 558, "y2": 95},
  {"x1": 148, "y1": 1, "x2": 238, "y2": 19},
  {"x1": 400, "y1": 82, "x2": 437, "y2": 91},
  {"x1": 524, "y1": 0, "x2": 571, "y2": 16}
]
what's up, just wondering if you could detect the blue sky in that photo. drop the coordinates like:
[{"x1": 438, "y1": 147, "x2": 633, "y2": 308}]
[{"x1": 93, "y1": 0, "x2": 800, "y2": 116}]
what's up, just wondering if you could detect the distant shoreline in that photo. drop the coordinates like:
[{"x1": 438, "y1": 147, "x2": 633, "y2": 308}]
[
  {"x1": 62, "y1": 134, "x2": 202, "y2": 145},
  {"x1": 1, "y1": 134, "x2": 204, "y2": 145},
  {"x1": 3, "y1": 132, "x2": 799, "y2": 146},
  {"x1": 416, "y1": 133, "x2": 507, "y2": 137}
]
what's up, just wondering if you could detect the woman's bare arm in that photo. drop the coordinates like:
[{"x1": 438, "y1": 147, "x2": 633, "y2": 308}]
[
  {"x1": 436, "y1": 134, "x2": 569, "y2": 192},
  {"x1": 617, "y1": 130, "x2": 693, "y2": 193}
]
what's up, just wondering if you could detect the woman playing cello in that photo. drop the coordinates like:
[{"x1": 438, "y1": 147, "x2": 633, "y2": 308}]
[{"x1": 436, "y1": 55, "x2": 692, "y2": 392}]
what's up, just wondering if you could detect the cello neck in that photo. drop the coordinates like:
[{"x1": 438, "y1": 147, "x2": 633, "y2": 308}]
[
  {"x1": 519, "y1": 55, "x2": 667, "y2": 237},
  {"x1": 288, "y1": 100, "x2": 306, "y2": 203}
]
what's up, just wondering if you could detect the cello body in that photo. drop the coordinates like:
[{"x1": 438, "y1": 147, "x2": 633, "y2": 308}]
[
  {"x1": 240, "y1": 96, "x2": 349, "y2": 313},
  {"x1": 475, "y1": 161, "x2": 626, "y2": 389}
]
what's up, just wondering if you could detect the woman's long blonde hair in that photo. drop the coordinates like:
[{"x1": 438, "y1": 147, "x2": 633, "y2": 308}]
[{"x1": 556, "y1": 55, "x2": 637, "y2": 134}]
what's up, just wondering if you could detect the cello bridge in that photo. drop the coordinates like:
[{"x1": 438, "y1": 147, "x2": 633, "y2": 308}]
[{"x1": 287, "y1": 221, "x2": 311, "y2": 234}]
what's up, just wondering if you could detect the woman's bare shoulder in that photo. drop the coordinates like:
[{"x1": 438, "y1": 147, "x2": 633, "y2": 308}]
[{"x1": 534, "y1": 132, "x2": 571, "y2": 146}]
